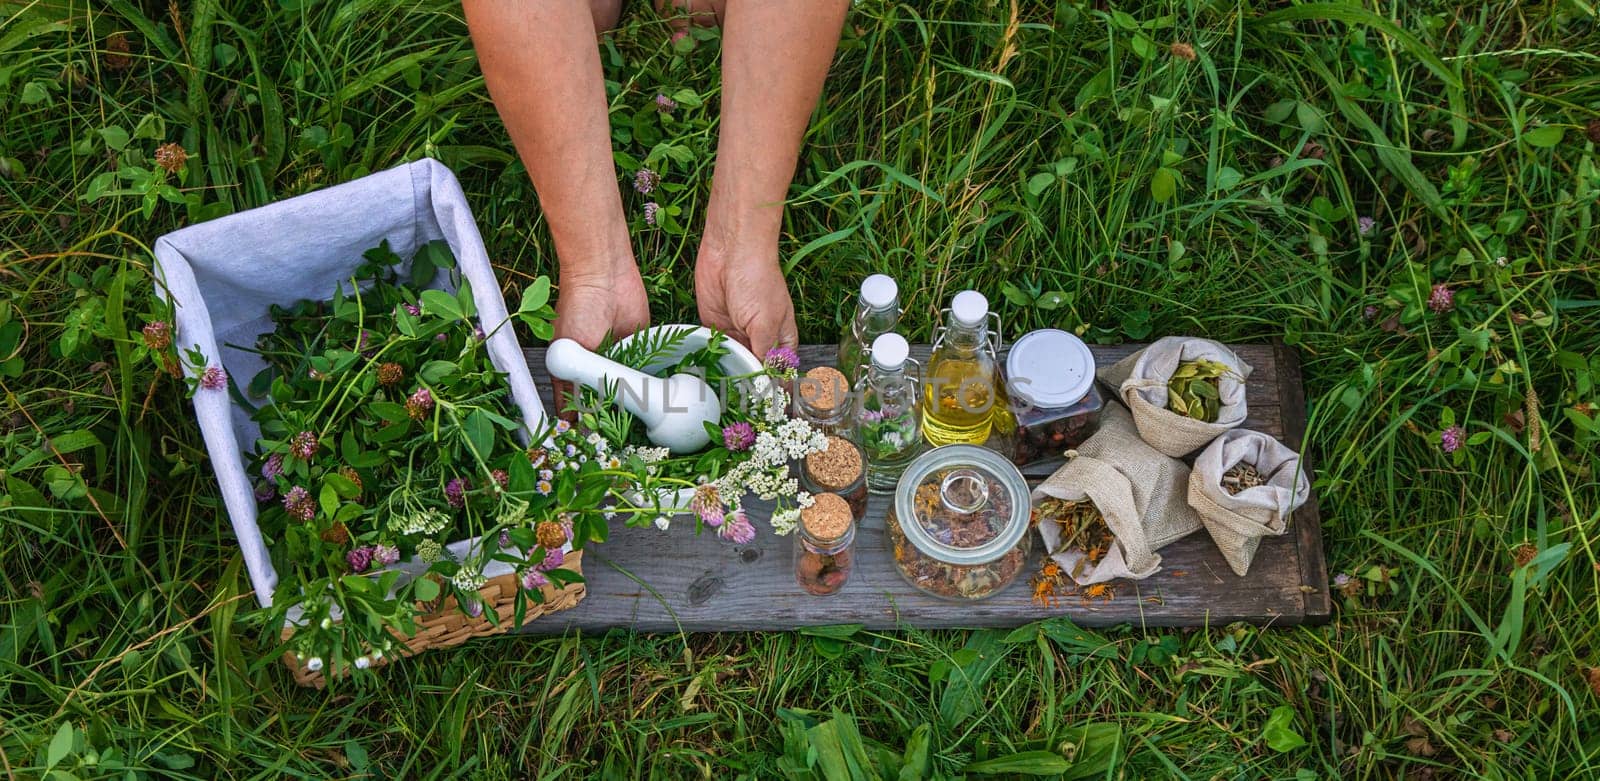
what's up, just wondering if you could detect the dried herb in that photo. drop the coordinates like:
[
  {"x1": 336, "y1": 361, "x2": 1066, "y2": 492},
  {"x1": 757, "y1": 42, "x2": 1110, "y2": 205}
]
[
  {"x1": 1221, "y1": 461, "x2": 1265, "y2": 495},
  {"x1": 1033, "y1": 497, "x2": 1114, "y2": 581},
  {"x1": 886, "y1": 472, "x2": 1026, "y2": 600},
  {"x1": 1165, "y1": 359, "x2": 1230, "y2": 422}
]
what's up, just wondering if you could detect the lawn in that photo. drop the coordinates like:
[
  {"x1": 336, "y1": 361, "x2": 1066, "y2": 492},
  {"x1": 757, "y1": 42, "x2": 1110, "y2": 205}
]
[{"x1": 3, "y1": 0, "x2": 1599, "y2": 777}]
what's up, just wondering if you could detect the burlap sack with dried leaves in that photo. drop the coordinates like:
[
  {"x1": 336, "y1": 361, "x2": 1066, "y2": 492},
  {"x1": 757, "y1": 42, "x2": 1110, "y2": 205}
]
[
  {"x1": 1098, "y1": 336, "x2": 1252, "y2": 457},
  {"x1": 1033, "y1": 403, "x2": 1202, "y2": 585},
  {"x1": 1187, "y1": 429, "x2": 1310, "y2": 577}
]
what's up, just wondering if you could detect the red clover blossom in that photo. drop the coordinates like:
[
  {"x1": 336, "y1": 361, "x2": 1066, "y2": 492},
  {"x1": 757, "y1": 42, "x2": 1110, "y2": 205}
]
[
  {"x1": 1427, "y1": 284, "x2": 1455, "y2": 314},
  {"x1": 1440, "y1": 425, "x2": 1465, "y2": 454},
  {"x1": 722, "y1": 422, "x2": 756, "y2": 452}
]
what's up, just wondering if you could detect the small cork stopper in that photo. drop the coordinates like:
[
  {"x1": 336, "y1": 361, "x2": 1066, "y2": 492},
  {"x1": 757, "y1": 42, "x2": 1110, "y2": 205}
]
[
  {"x1": 798, "y1": 366, "x2": 849, "y2": 414},
  {"x1": 802, "y1": 493, "x2": 853, "y2": 539},
  {"x1": 805, "y1": 435, "x2": 863, "y2": 489}
]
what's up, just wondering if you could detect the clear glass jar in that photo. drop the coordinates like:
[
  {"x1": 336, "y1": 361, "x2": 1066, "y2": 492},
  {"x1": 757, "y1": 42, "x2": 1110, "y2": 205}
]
[
  {"x1": 794, "y1": 366, "x2": 854, "y2": 439},
  {"x1": 794, "y1": 493, "x2": 856, "y2": 596},
  {"x1": 837, "y1": 274, "x2": 901, "y2": 387},
  {"x1": 800, "y1": 435, "x2": 868, "y2": 521},
  {"x1": 922, "y1": 291, "x2": 1002, "y2": 447},
  {"x1": 855, "y1": 332, "x2": 922, "y2": 494},
  {"x1": 1005, "y1": 329, "x2": 1105, "y2": 467},
  {"x1": 886, "y1": 444, "x2": 1032, "y2": 601}
]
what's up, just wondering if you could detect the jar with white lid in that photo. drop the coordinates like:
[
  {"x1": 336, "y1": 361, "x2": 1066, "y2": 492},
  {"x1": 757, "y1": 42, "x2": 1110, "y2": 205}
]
[
  {"x1": 886, "y1": 444, "x2": 1031, "y2": 601},
  {"x1": 1004, "y1": 329, "x2": 1105, "y2": 467}
]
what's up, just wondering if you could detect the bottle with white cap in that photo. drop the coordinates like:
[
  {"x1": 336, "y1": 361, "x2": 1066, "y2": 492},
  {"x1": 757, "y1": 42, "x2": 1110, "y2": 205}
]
[
  {"x1": 854, "y1": 331, "x2": 923, "y2": 493},
  {"x1": 836, "y1": 274, "x2": 901, "y2": 386},
  {"x1": 921, "y1": 290, "x2": 1001, "y2": 446}
]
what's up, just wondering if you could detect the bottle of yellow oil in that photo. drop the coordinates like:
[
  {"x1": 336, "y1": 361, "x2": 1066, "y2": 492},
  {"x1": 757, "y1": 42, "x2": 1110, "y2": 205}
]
[{"x1": 921, "y1": 290, "x2": 1000, "y2": 446}]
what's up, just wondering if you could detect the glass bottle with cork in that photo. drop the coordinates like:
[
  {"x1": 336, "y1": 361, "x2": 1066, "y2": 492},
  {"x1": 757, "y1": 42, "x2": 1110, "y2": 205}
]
[
  {"x1": 855, "y1": 332, "x2": 922, "y2": 494},
  {"x1": 794, "y1": 493, "x2": 856, "y2": 596},
  {"x1": 836, "y1": 274, "x2": 901, "y2": 387},
  {"x1": 922, "y1": 290, "x2": 1001, "y2": 447}
]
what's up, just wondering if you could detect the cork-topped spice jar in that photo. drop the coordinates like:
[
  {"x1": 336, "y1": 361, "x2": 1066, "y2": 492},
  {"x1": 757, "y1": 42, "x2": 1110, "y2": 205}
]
[
  {"x1": 794, "y1": 365, "x2": 853, "y2": 438},
  {"x1": 794, "y1": 493, "x2": 856, "y2": 596},
  {"x1": 801, "y1": 435, "x2": 868, "y2": 521}
]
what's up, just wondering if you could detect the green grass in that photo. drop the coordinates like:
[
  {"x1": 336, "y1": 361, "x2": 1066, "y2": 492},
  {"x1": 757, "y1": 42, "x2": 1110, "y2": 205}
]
[{"x1": 4, "y1": 0, "x2": 1600, "y2": 777}]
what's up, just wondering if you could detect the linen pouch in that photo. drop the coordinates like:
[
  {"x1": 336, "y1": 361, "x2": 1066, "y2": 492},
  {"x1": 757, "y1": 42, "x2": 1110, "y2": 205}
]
[{"x1": 1098, "y1": 336, "x2": 1252, "y2": 457}]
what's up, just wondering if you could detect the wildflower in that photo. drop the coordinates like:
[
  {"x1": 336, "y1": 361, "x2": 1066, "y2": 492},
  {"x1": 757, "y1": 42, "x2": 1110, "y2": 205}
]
[
  {"x1": 764, "y1": 346, "x2": 800, "y2": 372},
  {"x1": 445, "y1": 477, "x2": 469, "y2": 509},
  {"x1": 527, "y1": 447, "x2": 548, "y2": 468},
  {"x1": 691, "y1": 483, "x2": 725, "y2": 527},
  {"x1": 654, "y1": 516, "x2": 671, "y2": 531},
  {"x1": 634, "y1": 167, "x2": 659, "y2": 195},
  {"x1": 473, "y1": 325, "x2": 486, "y2": 341},
  {"x1": 283, "y1": 486, "x2": 315, "y2": 521},
  {"x1": 373, "y1": 543, "x2": 400, "y2": 567},
  {"x1": 406, "y1": 387, "x2": 434, "y2": 419},
  {"x1": 1334, "y1": 572, "x2": 1363, "y2": 598},
  {"x1": 1362, "y1": 305, "x2": 1379, "y2": 321},
  {"x1": 404, "y1": 303, "x2": 421, "y2": 316},
  {"x1": 722, "y1": 421, "x2": 756, "y2": 452},
  {"x1": 521, "y1": 569, "x2": 549, "y2": 591},
  {"x1": 154, "y1": 142, "x2": 187, "y2": 174},
  {"x1": 537, "y1": 479, "x2": 553, "y2": 495},
  {"x1": 539, "y1": 468, "x2": 555, "y2": 482},
  {"x1": 1440, "y1": 425, "x2": 1465, "y2": 454},
  {"x1": 141, "y1": 321, "x2": 172, "y2": 350},
  {"x1": 377, "y1": 362, "x2": 404, "y2": 386},
  {"x1": 1427, "y1": 284, "x2": 1454, "y2": 314},
  {"x1": 719, "y1": 510, "x2": 757, "y2": 544},
  {"x1": 321, "y1": 522, "x2": 351, "y2": 545},
  {"x1": 199, "y1": 364, "x2": 227, "y2": 391},
  {"x1": 392, "y1": 507, "x2": 449, "y2": 535},
  {"x1": 859, "y1": 408, "x2": 885, "y2": 424},
  {"x1": 253, "y1": 482, "x2": 277, "y2": 503},
  {"x1": 262, "y1": 453, "x2": 284, "y2": 481},
  {"x1": 451, "y1": 566, "x2": 487, "y2": 590},
  {"x1": 655, "y1": 93, "x2": 676, "y2": 112},
  {"x1": 1358, "y1": 216, "x2": 1376, "y2": 236},
  {"x1": 536, "y1": 520, "x2": 568, "y2": 549},
  {"x1": 415, "y1": 539, "x2": 444, "y2": 563},
  {"x1": 346, "y1": 546, "x2": 375, "y2": 573},
  {"x1": 499, "y1": 529, "x2": 512, "y2": 548},
  {"x1": 643, "y1": 201, "x2": 661, "y2": 226},
  {"x1": 770, "y1": 506, "x2": 800, "y2": 535},
  {"x1": 555, "y1": 418, "x2": 571, "y2": 434},
  {"x1": 289, "y1": 430, "x2": 318, "y2": 460},
  {"x1": 355, "y1": 330, "x2": 375, "y2": 355},
  {"x1": 538, "y1": 548, "x2": 565, "y2": 572},
  {"x1": 1169, "y1": 42, "x2": 1196, "y2": 61}
]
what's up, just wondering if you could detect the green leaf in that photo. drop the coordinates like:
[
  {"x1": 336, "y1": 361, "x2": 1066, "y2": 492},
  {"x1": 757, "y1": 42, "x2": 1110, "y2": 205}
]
[
  {"x1": 1027, "y1": 171, "x2": 1056, "y2": 196},
  {"x1": 519, "y1": 277, "x2": 551, "y2": 313},
  {"x1": 98, "y1": 126, "x2": 131, "y2": 152},
  {"x1": 1057, "y1": 723, "x2": 1123, "y2": 779},
  {"x1": 1522, "y1": 126, "x2": 1565, "y2": 148},
  {"x1": 897, "y1": 724, "x2": 931, "y2": 781},
  {"x1": 324, "y1": 472, "x2": 359, "y2": 499},
  {"x1": 1294, "y1": 101, "x2": 1324, "y2": 134},
  {"x1": 1150, "y1": 167, "x2": 1177, "y2": 202},
  {"x1": 319, "y1": 483, "x2": 339, "y2": 519},
  {"x1": 418, "y1": 360, "x2": 457, "y2": 384},
  {"x1": 21, "y1": 80, "x2": 50, "y2": 105},
  {"x1": 1262, "y1": 706, "x2": 1307, "y2": 752},
  {"x1": 46, "y1": 722, "x2": 73, "y2": 769},
  {"x1": 939, "y1": 631, "x2": 1004, "y2": 726},
  {"x1": 463, "y1": 409, "x2": 494, "y2": 458},
  {"x1": 413, "y1": 577, "x2": 440, "y2": 602},
  {"x1": 964, "y1": 751, "x2": 1073, "y2": 775},
  {"x1": 420, "y1": 289, "x2": 463, "y2": 320}
]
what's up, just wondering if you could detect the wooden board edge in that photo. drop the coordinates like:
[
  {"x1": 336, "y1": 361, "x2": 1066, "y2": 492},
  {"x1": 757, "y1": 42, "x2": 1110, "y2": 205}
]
[{"x1": 1276, "y1": 341, "x2": 1332, "y2": 623}]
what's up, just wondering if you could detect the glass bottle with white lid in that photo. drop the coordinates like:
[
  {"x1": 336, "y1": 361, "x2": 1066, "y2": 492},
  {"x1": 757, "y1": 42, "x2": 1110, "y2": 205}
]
[
  {"x1": 922, "y1": 290, "x2": 1002, "y2": 447},
  {"x1": 1004, "y1": 328, "x2": 1105, "y2": 467},
  {"x1": 836, "y1": 274, "x2": 901, "y2": 387},
  {"x1": 854, "y1": 332, "x2": 922, "y2": 494},
  {"x1": 886, "y1": 444, "x2": 1032, "y2": 601}
]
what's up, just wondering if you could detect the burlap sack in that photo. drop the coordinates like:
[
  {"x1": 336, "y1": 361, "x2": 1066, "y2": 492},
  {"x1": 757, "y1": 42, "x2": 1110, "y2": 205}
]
[
  {"x1": 1098, "y1": 336, "x2": 1252, "y2": 457},
  {"x1": 1033, "y1": 403, "x2": 1202, "y2": 585},
  {"x1": 1187, "y1": 429, "x2": 1309, "y2": 576}
]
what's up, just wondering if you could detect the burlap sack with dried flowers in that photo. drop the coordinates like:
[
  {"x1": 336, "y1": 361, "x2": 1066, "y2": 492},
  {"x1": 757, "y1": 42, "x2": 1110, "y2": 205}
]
[
  {"x1": 1187, "y1": 429, "x2": 1310, "y2": 576},
  {"x1": 1033, "y1": 403, "x2": 1202, "y2": 585},
  {"x1": 1097, "y1": 336, "x2": 1252, "y2": 457}
]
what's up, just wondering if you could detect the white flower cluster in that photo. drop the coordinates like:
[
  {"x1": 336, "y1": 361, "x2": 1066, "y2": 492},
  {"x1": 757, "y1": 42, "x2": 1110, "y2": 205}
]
[
  {"x1": 771, "y1": 507, "x2": 801, "y2": 535},
  {"x1": 450, "y1": 566, "x2": 487, "y2": 590},
  {"x1": 710, "y1": 404, "x2": 827, "y2": 533},
  {"x1": 495, "y1": 496, "x2": 530, "y2": 527},
  {"x1": 391, "y1": 507, "x2": 449, "y2": 535}
]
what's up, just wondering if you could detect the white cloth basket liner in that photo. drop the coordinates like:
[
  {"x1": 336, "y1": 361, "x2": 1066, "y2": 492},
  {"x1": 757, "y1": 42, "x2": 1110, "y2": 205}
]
[{"x1": 153, "y1": 158, "x2": 548, "y2": 608}]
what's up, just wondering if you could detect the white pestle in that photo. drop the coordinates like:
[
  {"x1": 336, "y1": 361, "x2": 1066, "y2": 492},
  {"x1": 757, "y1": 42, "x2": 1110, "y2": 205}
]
[{"x1": 544, "y1": 338, "x2": 720, "y2": 453}]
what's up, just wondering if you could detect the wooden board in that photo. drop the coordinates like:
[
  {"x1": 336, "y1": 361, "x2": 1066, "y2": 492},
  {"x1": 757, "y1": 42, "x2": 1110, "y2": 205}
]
[{"x1": 519, "y1": 343, "x2": 1329, "y2": 633}]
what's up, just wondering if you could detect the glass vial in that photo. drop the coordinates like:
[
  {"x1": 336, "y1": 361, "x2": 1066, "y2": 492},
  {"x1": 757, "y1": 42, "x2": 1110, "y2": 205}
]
[
  {"x1": 856, "y1": 332, "x2": 922, "y2": 493},
  {"x1": 801, "y1": 435, "x2": 868, "y2": 522},
  {"x1": 922, "y1": 290, "x2": 1001, "y2": 447},
  {"x1": 837, "y1": 274, "x2": 901, "y2": 387},
  {"x1": 794, "y1": 365, "x2": 854, "y2": 439},
  {"x1": 794, "y1": 493, "x2": 856, "y2": 596}
]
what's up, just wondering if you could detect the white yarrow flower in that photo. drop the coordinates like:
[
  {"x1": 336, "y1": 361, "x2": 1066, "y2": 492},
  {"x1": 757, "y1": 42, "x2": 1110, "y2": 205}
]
[{"x1": 654, "y1": 515, "x2": 671, "y2": 531}]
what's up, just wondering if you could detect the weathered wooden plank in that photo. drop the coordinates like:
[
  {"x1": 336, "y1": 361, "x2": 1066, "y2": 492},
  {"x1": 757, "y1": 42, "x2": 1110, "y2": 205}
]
[
  {"x1": 1277, "y1": 341, "x2": 1331, "y2": 623},
  {"x1": 518, "y1": 342, "x2": 1327, "y2": 633}
]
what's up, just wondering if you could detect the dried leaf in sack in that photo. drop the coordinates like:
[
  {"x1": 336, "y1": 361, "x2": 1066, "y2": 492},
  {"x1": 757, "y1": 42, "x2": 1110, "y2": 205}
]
[
  {"x1": 1220, "y1": 462, "x2": 1265, "y2": 495},
  {"x1": 1033, "y1": 497, "x2": 1115, "y2": 581},
  {"x1": 1166, "y1": 359, "x2": 1230, "y2": 423}
]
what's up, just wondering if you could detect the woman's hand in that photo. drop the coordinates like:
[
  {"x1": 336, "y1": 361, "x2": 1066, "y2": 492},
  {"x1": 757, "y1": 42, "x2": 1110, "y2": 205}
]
[
  {"x1": 695, "y1": 235, "x2": 797, "y2": 357},
  {"x1": 554, "y1": 262, "x2": 651, "y2": 350}
]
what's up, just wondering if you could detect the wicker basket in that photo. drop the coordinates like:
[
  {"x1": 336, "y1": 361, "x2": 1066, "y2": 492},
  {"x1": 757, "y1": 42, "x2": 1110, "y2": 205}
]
[{"x1": 281, "y1": 551, "x2": 586, "y2": 687}]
